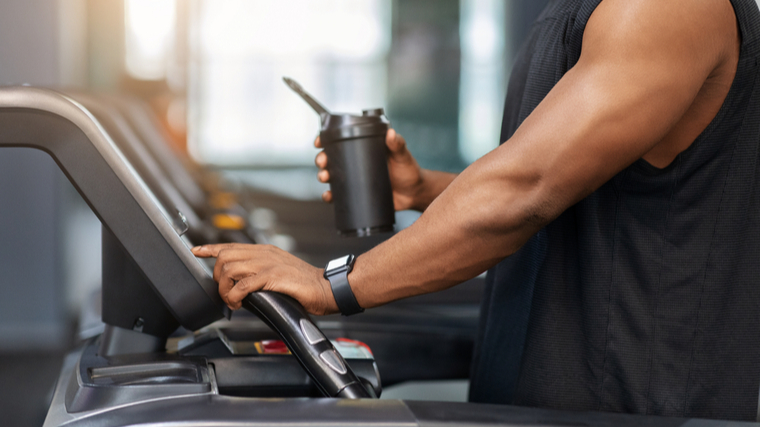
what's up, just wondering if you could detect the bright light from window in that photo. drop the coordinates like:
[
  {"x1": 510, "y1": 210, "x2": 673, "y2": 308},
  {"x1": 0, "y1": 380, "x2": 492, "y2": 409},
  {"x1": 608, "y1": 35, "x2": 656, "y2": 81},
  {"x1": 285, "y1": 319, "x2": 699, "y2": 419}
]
[
  {"x1": 125, "y1": 0, "x2": 176, "y2": 80},
  {"x1": 188, "y1": 0, "x2": 391, "y2": 167},
  {"x1": 459, "y1": 0, "x2": 507, "y2": 164}
]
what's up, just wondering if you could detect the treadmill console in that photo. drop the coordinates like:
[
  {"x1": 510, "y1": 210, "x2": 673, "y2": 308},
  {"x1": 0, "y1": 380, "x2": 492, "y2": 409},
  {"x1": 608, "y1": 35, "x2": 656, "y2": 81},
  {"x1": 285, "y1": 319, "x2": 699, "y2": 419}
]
[
  {"x1": 0, "y1": 87, "x2": 373, "y2": 406},
  {"x1": 0, "y1": 87, "x2": 226, "y2": 335}
]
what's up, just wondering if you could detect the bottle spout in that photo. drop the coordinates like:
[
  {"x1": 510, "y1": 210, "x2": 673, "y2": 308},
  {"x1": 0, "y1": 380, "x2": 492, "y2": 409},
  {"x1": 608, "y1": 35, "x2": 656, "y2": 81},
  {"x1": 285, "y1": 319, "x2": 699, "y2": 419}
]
[{"x1": 283, "y1": 77, "x2": 330, "y2": 123}]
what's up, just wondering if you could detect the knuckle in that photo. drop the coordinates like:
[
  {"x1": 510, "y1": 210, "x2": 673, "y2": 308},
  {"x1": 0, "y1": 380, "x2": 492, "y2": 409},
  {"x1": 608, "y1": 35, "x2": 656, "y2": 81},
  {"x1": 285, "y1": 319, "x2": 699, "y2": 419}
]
[
  {"x1": 220, "y1": 263, "x2": 231, "y2": 275},
  {"x1": 260, "y1": 266, "x2": 276, "y2": 279}
]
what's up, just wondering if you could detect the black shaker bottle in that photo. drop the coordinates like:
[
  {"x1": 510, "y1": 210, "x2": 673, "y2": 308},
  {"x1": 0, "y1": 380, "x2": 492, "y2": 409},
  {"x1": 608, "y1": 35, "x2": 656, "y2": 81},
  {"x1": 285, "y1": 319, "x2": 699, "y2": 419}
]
[{"x1": 284, "y1": 77, "x2": 395, "y2": 237}]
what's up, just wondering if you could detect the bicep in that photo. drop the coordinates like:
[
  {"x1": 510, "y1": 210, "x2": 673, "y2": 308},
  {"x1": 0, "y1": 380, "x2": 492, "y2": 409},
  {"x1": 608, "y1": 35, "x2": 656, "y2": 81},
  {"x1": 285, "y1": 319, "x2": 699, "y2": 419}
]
[{"x1": 485, "y1": 0, "x2": 730, "y2": 217}]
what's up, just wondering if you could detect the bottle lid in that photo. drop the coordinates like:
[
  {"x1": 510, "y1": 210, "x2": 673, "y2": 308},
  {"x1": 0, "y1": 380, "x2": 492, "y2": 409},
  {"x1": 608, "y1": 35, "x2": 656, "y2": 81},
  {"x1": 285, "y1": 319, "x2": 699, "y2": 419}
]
[
  {"x1": 362, "y1": 108, "x2": 385, "y2": 117},
  {"x1": 283, "y1": 77, "x2": 389, "y2": 143}
]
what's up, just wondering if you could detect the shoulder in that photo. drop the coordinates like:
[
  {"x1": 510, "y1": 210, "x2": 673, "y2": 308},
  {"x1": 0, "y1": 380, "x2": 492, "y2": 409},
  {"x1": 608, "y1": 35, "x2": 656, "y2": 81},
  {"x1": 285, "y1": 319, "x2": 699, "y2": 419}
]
[
  {"x1": 587, "y1": 0, "x2": 737, "y2": 37},
  {"x1": 583, "y1": 0, "x2": 738, "y2": 73}
]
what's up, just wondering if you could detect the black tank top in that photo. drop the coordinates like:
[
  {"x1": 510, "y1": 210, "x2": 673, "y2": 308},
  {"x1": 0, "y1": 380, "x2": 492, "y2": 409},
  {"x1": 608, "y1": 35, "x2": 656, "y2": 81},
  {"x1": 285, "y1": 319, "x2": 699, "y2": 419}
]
[{"x1": 469, "y1": 0, "x2": 760, "y2": 421}]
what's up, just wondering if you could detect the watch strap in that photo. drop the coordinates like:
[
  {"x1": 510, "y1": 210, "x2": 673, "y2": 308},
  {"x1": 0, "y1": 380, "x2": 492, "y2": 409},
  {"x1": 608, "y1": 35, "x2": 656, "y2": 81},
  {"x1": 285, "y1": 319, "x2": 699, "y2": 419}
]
[{"x1": 324, "y1": 256, "x2": 364, "y2": 316}]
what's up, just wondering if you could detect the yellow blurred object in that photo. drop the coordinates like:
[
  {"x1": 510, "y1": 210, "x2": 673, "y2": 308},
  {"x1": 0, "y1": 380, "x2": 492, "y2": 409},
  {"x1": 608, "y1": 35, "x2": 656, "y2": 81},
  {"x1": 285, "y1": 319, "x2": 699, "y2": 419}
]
[
  {"x1": 209, "y1": 192, "x2": 237, "y2": 210},
  {"x1": 212, "y1": 213, "x2": 246, "y2": 230}
]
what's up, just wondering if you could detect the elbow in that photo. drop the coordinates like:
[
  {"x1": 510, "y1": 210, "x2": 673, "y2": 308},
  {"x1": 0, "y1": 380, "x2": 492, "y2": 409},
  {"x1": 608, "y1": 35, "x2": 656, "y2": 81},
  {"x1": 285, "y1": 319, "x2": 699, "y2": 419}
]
[
  {"x1": 521, "y1": 186, "x2": 563, "y2": 228},
  {"x1": 439, "y1": 151, "x2": 576, "y2": 258},
  {"x1": 458, "y1": 174, "x2": 560, "y2": 255}
]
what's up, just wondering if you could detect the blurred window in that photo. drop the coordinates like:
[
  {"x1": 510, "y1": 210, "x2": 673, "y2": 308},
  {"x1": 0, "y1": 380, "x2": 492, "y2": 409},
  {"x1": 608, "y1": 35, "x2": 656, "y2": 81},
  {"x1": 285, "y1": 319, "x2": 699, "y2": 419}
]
[
  {"x1": 187, "y1": 0, "x2": 392, "y2": 167},
  {"x1": 125, "y1": 0, "x2": 177, "y2": 80},
  {"x1": 185, "y1": 0, "x2": 511, "y2": 174},
  {"x1": 459, "y1": 0, "x2": 507, "y2": 163}
]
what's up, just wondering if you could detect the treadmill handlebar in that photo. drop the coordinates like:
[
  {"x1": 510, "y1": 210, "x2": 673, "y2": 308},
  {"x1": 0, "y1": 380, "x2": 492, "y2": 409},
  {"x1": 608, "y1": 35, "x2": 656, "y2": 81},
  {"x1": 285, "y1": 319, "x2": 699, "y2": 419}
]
[{"x1": 243, "y1": 292, "x2": 373, "y2": 398}]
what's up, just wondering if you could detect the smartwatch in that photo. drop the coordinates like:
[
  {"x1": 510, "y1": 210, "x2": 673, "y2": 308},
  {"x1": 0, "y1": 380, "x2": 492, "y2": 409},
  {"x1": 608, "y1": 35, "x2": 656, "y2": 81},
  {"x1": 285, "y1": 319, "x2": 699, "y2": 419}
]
[{"x1": 323, "y1": 254, "x2": 364, "y2": 316}]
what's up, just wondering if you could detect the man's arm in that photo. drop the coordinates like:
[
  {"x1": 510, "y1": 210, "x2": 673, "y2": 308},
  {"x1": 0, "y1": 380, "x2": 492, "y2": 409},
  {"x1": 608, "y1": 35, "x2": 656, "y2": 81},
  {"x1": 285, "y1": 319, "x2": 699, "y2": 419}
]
[{"x1": 195, "y1": 0, "x2": 739, "y2": 313}]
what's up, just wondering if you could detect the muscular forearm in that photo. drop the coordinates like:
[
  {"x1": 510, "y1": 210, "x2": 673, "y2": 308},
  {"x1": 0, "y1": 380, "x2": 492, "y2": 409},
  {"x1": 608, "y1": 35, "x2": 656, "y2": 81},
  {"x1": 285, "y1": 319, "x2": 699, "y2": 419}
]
[
  {"x1": 339, "y1": 1, "x2": 726, "y2": 308},
  {"x1": 349, "y1": 151, "x2": 544, "y2": 308}
]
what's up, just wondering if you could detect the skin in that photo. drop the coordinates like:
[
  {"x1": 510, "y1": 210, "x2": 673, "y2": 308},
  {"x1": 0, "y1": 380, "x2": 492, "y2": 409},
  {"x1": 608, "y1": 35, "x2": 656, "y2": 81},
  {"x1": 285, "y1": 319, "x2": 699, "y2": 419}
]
[{"x1": 193, "y1": 0, "x2": 740, "y2": 315}]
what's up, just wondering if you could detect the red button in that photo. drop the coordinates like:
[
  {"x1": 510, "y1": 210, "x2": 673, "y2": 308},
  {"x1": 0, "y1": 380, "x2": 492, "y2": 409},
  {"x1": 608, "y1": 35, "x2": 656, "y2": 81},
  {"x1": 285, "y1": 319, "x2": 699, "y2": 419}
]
[
  {"x1": 260, "y1": 340, "x2": 290, "y2": 354},
  {"x1": 335, "y1": 337, "x2": 373, "y2": 355}
]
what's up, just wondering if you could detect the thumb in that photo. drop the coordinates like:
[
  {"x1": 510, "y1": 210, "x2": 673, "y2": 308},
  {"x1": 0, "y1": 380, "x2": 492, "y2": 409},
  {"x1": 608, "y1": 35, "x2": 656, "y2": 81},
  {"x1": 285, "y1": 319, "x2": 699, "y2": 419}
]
[{"x1": 386, "y1": 129, "x2": 408, "y2": 158}]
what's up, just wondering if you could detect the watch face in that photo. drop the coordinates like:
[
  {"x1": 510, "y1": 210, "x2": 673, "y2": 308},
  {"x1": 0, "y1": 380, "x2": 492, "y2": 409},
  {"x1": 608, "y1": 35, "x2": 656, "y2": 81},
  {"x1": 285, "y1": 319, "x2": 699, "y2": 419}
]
[{"x1": 326, "y1": 255, "x2": 351, "y2": 272}]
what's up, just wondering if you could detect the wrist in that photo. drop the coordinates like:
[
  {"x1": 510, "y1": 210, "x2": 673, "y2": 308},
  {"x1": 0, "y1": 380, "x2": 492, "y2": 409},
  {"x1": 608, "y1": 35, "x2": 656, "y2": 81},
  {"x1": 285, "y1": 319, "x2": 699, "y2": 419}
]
[
  {"x1": 411, "y1": 169, "x2": 458, "y2": 212},
  {"x1": 344, "y1": 255, "x2": 383, "y2": 310},
  {"x1": 411, "y1": 169, "x2": 436, "y2": 211},
  {"x1": 317, "y1": 269, "x2": 340, "y2": 315},
  {"x1": 323, "y1": 255, "x2": 364, "y2": 316},
  {"x1": 409, "y1": 169, "x2": 430, "y2": 212}
]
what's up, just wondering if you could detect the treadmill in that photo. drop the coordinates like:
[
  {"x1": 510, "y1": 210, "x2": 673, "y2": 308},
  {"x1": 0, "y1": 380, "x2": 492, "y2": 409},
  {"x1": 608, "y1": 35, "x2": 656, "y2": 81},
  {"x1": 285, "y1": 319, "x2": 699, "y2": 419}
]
[
  {"x1": 0, "y1": 86, "x2": 749, "y2": 426},
  {"x1": 62, "y1": 90, "x2": 478, "y2": 388}
]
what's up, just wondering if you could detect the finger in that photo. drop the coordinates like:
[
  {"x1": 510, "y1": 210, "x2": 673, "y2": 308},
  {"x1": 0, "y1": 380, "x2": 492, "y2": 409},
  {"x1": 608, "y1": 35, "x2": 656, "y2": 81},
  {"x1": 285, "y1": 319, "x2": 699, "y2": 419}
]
[
  {"x1": 191, "y1": 245, "x2": 213, "y2": 257},
  {"x1": 315, "y1": 151, "x2": 328, "y2": 169},
  {"x1": 314, "y1": 136, "x2": 322, "y2": 148},
  {"x1": 219, "y1": 274, "x2": 240, "y2": 307},
  {"x1": 322, "y1": 190, "x2": 333, "y2": 203},
  {"x1": 226, "y1": 274, "x2": 267, "y2": 309},
  {"x1": 386, "y1": 128, "x2": 408, "y2": 156},
  {"x1": 317, "y1": 169, "x2": 330, "y2": 183},
  {"x1": 212, "y1": 246, "x2": 262, "y2": 281},
  {"x1": 217, "y1": 260, "x2": 260, "y2": 301},
  {"x1": 192, "y1": 243, "x2": 243, "y2": 258}
]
